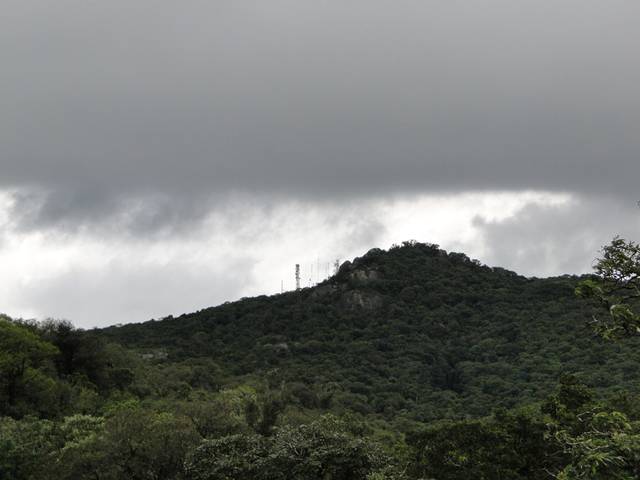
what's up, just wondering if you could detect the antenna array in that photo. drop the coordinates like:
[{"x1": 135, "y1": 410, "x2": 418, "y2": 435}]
[{"x1": 289, "y1": 258, "x2": 341, "y2": 292}]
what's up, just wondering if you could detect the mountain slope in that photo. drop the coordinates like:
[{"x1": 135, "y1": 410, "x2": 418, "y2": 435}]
[{"x1": 99, "y1": 241, "x2": 640, "y2": 421}]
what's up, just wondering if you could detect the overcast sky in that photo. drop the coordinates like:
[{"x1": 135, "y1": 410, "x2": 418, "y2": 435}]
[{"x1": 2, "y1": 0, "x2": 640, "y2": 327}]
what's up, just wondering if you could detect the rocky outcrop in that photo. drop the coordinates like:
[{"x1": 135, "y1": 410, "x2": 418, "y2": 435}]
[
  {"x1": 349, "y1": 269, "x2": 381, "y2": 282},
  {"x1": 341, "y1": 289, "x2": 384, "y2": 310},
  {"x1": 309, "y1": 284, "x2": 338, "y2": 299}
]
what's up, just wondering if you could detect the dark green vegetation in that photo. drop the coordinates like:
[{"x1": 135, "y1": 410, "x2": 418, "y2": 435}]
[
  {"x1": 3, "y1": 240, "x2": 640, "y2": 479},
  {"x1": 576, "y1": 236, "x2": 640, "y2": 340},
  {"x1": 101, "y1": 241, "x2": 640, "y2": 421}
]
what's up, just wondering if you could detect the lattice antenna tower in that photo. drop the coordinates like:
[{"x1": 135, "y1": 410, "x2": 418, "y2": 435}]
[{"x1": 295, "y1": 264, "x2": 301, "y2": 290}]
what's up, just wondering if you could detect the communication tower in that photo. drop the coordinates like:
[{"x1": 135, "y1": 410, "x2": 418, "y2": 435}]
[{"x1": 295, "y1": 264, "x2": 301, "y2": 290}]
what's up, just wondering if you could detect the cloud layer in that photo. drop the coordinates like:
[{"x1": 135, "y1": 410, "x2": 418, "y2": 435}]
[
  {"x1": 1, "y1": 1, "x2": 639, "y2": 326},
  {"x1": 4, "y1": 190, "x2": 638, "y2": 328},
  {"x1": 2, "y1": 0, "x2": 640, "y2": 230}
]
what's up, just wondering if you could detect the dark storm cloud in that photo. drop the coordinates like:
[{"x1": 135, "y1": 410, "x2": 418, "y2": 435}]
[
  {"x1": 7, "y1": 188, "x2": 219, "y2": 236},
  {"x1": 2, "y1": 0, "x2": 640, "y2": 228}
]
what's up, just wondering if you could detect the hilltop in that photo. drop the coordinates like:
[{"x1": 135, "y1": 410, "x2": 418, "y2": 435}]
[
  {"x1": 6, "y1": 241, "x2": 640, "y2": 479},
  {"x1": 98, "y1": 241, "x2": 640, "y2": 421}
]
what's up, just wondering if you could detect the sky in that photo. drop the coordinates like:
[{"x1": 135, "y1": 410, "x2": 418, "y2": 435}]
[{"x1": 2, "y1": 0, "x2": 640, "y2": 327}]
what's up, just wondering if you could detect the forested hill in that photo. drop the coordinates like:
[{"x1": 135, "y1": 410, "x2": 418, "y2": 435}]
[
  {"x1": 99, "y1": 241, "x2": 640, "y2": 421},
  {"x1": 6, "y1": 241, "x2": 640, "y2": 479}
]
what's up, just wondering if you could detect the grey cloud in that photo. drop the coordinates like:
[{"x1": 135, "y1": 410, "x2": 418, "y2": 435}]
[
  {"x1": 7, "y1": 256, "x2": 257, "y2": 328},
  {"x1": 7, "y1": 188, "x2": 218, "y2": 237},
  {"x1": 473, "y1": 196, "x2": 640, "y2": 277},
  {"x1": 0, "y1": 199, "x2": 390, "y2": 327},
  {"x1": 2, "y1": 0, "x2": 640, "y2": 229}
]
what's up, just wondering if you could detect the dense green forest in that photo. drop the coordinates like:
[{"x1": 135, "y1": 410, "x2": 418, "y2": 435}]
[{"x1": 3, "y1": 241, "x2": 640, "y2": 479}]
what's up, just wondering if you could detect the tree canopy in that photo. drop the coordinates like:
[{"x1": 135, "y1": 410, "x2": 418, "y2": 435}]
[{"x1": 577, "y1": 237, "x2": 640, "y2": 339}]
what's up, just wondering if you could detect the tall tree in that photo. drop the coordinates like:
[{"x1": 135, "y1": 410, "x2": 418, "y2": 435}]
[
  {"x1": 577, "y1": 237, "x2": 640, "y2": 339},
  {"x1": 0, "y1": 317, "x2": 58, "y2": 416}
]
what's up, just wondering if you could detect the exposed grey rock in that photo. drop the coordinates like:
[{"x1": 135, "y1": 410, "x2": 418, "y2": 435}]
[
  {"x1": 310, "y1": 284, "x2": 337, "y2": 299},
  {"x1": 349, "y1": 269, "x2": 381, "y2": 282},
  {"x1": 341, "y1": 290, "x2": 383, "y2": 310}
]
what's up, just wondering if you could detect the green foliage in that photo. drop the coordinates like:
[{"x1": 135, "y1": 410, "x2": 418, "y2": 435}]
[
  {"x1": 0, "y1": 416, "x2": 56, "y2": 479},
  {"x1": 407, "y1": 378, "x2": 640, "y2": 480},
  {"x1": 577, "y1": 237, "x2": 640, "y2": 339},
  {"x1": 0, "y1": 318, "x2": 59, "y2": 417},
  {"x1": 184, "y1": 434, "x2": 267, "y2": 480},
  {"x1": 185, "y1": 415, "x2": 406, "y2": 480},
  {"x1": 101, "y1": 242, "x2": 640, "y2": 422},
  {"x1": 554, "y1": 412, "x2": 640, "y2": 479},
  {"x1": 97, "y1": 407, "x2": 201, "y2": 480},
  {"x1": 6, "y1": 242, "x2": 640, "y2": 479},
  {"x1": 408, "y1": 409, "x2": 557, "y2": 480}
]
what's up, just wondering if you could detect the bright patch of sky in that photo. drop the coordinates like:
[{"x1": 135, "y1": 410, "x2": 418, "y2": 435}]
[{"x1": 0, "y1": 190, "x2": 600, "y2": 328}]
